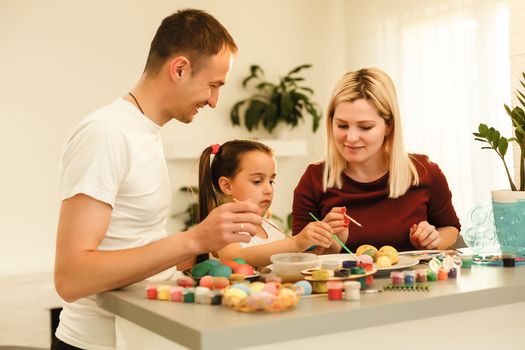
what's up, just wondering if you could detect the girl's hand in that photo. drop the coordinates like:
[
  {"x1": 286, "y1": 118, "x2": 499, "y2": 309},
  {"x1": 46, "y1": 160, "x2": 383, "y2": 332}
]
[
  {"x1": 409, "y1": 221, "x2": 442, "y2": 249},
  {"x1": 323, "y1": 207, "x2": 350, "y2": 246},
  {"x1": 293, "y1": 221, "x2": 333, "y2": 252}
]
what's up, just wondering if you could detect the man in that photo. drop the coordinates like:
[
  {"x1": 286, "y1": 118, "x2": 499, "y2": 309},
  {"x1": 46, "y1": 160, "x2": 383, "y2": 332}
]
[{"x1": 53, "y1": 9, "x2": 261, "y2": 349}]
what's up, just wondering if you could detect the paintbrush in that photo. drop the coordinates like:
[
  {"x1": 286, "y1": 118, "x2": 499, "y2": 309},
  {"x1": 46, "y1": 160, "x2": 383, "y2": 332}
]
[
  {"x1": 262, "y1": 217, "x2": 294, "y2": 240},
  {"x1": 308, "y1": 212, "x2": 359, "y2": 260},
  {"x1": 344, "y1": 213, "x2": 363, "y2": 227}
]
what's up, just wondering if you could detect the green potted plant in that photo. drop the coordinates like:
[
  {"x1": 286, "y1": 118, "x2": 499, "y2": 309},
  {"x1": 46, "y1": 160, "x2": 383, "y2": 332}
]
[
  {"x1": 472, "y1": 72, "x2": 525, "y2": 255},
  {"x1": 230, "y1": 64, "x2": 322, "y2": 134}
]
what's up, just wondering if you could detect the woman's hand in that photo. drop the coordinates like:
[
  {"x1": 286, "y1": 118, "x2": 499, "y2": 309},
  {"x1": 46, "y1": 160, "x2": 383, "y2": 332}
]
[
  {"x1": 321, "y1": 207, "x2": 350, "y2": 253},
  {"x1": 293, "y1": 221, "x2": 333, "y2": 252},
  {"x1": 409, "y1": 221, "x2": 442, "y2": 249}
]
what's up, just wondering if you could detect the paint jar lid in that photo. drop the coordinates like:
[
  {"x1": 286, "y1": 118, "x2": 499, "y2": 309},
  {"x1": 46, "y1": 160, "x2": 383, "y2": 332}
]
[{"x1": 321, "y1": 260, "x2": 340, "y2": 270}]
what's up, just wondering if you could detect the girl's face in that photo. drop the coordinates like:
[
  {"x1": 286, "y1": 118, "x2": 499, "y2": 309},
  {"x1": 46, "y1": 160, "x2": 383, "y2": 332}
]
[
  {"x1": 332, "y1": 99, "x2": 390, "y2": 168},
  {"x1": 220, "y1": 150, "x2": 276, "y2": 215}
]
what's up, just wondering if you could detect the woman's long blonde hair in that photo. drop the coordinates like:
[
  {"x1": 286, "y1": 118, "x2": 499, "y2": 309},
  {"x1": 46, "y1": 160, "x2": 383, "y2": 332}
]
[{"x1": 323, "y1": 68, "x2": 418, "y2": 198}]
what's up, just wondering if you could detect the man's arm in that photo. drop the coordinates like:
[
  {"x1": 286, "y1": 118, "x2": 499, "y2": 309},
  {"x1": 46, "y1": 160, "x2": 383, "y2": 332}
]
[{"x1": 55, "y1": 194, "x2": 261, "y2": 302}]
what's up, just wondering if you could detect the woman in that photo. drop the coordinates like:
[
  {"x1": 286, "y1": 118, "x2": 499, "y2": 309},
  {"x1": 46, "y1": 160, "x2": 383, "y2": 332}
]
[{"x1": 292, "y1": 68, "x2": 460, "y2": 253}]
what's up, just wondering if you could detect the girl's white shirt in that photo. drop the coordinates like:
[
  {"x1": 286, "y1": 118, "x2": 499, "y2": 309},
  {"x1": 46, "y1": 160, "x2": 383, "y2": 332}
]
[{"x1": 239, "y1": 218, "x2": 286, "y2": 248}]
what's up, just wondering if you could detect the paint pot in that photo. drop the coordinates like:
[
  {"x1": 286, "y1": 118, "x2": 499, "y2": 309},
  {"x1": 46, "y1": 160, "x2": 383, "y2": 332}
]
[
  {"x1": 460, "y1": 254, "x2": 473, "y2": 269},
  {"x1": 321, "y1": 260, "x2": 340, "y2": 270},
  {"x1": 183, "y1": 288, "x2": 195, "y2": 303},
  {"x1": 195, "y1": 286, "x2": 210, "y2": 304},
  {"x1": 342, "y1": 260, "x2": 357, "y2": 269},
  {"x1": 437, "y1": 268, "x2": 448, "y2": 281},
  {"x1": 502, "y1": 253, "x2": 516, "y2": 267},
  {"x1": 146, "y1": 285, "x2": 158, "y2": 299},
  {"x1": 169, "y1": 286, "x2": 183, "y2": 302},
  {"x1": 415, "y1": 269, "x2": 427, "y2": 283},
  {"x1": 390, "y1": 271, "x2": 404, "y2": 285},
  {"x1": 327, "y1": 281, "x2": 344, "y2": 300},
  {"x1": 427, "y1": 269, "x2": 437, "y2": 282},
  {"x1": 343, "y1": 281, "x2": 361, "y2": 301},
  {"x1": 157, "y1": 285, "x2": 170, "y2": 300},
  {"x1": 448, "y1": 267, "x2": 458, "y2": 279},
  {"x1": 404, "y1": 270, "x2": 415, "y2": 285}
]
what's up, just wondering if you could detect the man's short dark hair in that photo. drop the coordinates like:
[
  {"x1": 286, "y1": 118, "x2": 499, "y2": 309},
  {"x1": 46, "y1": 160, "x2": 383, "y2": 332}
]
[{"x1": 145, "y1": 9, "x2": 238, "y2": 74}]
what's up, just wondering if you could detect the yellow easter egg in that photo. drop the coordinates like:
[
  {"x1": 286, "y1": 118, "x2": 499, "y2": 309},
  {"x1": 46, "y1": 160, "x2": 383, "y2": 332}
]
[
  {"x1": 356, "y1": 244, "x2": 378, "y2": 262},
  {"x1": 378, "y1": 245, "x2": 399, "y2": 264}
]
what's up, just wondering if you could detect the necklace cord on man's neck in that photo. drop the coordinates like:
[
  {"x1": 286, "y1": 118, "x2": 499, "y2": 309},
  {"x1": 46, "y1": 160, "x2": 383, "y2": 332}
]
[{"x1": 128, "y1": 92, "x2": 144, "y2": 114}]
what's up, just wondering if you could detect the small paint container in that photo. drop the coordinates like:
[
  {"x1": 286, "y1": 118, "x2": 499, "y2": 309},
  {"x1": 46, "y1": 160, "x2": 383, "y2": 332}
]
[
  {"x1": 195, "y1": 286, "x2": 211, "y2": 304},
  {"x1": 321, "y1": 260, "x2": 340, "y2": 270},
  {"x1": 390, "y1": 271, "x2": 404, "y2": 285},
  {"x1": 146, "y1": 285, "x2": 158, "y2": 299},
  {"x1": 183, "y1": 288, "x2": 195, "y2": 303},
  {"x1": 437, "y1": 268, "x2": 448, "y2": 281},
  {"x1": 415, "y1": 269, "x2": 427, "y2": 283},
  {"x1": 157, "y1": 285, "x2": 170, "y2": 300},
  {"x1": 169, "y1": 286, "x2": 183, "y2": 302},
  {"x1": 358, "y1": 277, "x2": 367, "y2": 289},
  {"x1": 327, "y1": 281, "x2": 344, "y2": 300},
  {"x1": 343, "y1": 281, "x2": 361, "y2": 301},
  {"x1": 350, "y1": 266, "x2": 366, "y2": 275},
  {"x1": 312, "y1": 281, "x2": 328, "y2": 293},
  {"x1": 427, "y1": 269, "x2": 437, "y2": 282},
  {"x1": 210, "y1": 291, "x2": 223, "y2": 305},
  {"x1": 403, "y1": 270, "x2": 415, "y2": 285},
  {"x1": 334, "y1": 268, "x2": 350, "y2": 278},
  {"x1": 460, "y1": 255, "x2": 473, "y2": 269},
  {"x1": 502, "y1": 253, "x2": 516, "y2": 267},
  {"x1": 294, "y1": 280, "x2": 313, "y2": 296},
  {"x1": 448, "y1": 267, "x2": 458, "y2": 279},
  {"x1": 342, "y1": 260, "x2": 357, "y2": 269},
  {"x1": 312, "y1": 269, "x2": 330, "y2": 280}
]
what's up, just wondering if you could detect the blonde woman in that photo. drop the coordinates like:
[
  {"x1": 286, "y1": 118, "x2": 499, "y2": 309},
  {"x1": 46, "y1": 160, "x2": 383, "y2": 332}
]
[{"x1": 292, "y1": 68, "x2": 460, "y2": 253}]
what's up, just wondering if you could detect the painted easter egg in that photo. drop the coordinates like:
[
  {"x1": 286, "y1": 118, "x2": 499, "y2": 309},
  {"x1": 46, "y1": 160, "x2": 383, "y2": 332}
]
[
  {"x1": 233, "y1": 263, "x2": 254, "y2": 276},
  {"x1": 209, "y1": 264, "x2": 233, "y2": 277},
  {"x1": 233, "y1": 257, "x2": 247, "y2": 264},
  {"x1": 220, "y1": 259, "x2": 239, "y2": 270},
  {"x1": 191, "y1": 262, "x2": 213, "y2": 278}
]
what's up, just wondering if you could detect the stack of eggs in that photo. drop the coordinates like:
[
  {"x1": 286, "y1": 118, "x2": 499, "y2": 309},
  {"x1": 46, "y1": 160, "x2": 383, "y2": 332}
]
[
  {"x1": 356, "y1": 244, "x2": 399, "y2": 268},
  {"x1": 191, "y1": 258, "x2": 255, "y2": 280},
  {"x1": 222, "y1": 279, "x2": 310, "y2": 313}
]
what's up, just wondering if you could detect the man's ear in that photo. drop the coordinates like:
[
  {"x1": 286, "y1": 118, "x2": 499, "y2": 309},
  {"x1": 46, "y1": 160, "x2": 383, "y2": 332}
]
[
  {"x1": 218, "y1": 176, "x2": 232, "y2": 194},
  {"x1": 169, "y1": 56, "x2": 190, "y2": 81}
]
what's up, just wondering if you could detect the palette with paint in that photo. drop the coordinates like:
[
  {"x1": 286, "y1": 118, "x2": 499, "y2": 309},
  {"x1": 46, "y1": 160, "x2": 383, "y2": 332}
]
[{"x1": 301, "y1": 267, "x2": 376, "y2": 282}]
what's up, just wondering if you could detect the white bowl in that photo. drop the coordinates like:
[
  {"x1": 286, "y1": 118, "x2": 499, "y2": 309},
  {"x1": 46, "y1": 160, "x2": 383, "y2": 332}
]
[{"x1": 270, "y1": 253, "x2": 320, "y2": 282}]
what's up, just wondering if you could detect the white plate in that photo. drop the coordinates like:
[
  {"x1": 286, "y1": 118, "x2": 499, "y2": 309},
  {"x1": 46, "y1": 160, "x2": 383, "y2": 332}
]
[
  {"x1": 318, "y1": 253, "x2": 418, "y2": 272},
  {"x1": 398, "y1": 250, "x2": 444, "y2": 261},
  {"x1": 374, "y1": 255, "x2": 419, "y2": 272}
]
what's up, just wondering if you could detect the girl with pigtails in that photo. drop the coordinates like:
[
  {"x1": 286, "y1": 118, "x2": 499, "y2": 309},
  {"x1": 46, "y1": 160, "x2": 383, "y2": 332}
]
[{"x1": 197, "y1": 139, "x2": 334, "y2": 267}]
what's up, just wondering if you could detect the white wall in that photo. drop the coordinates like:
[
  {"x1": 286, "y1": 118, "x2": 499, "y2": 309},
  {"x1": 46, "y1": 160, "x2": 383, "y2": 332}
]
[
  {"x1": 0, "y1": 0, "x2": 346, "y2": 276},
  {"x1": 510, "y1": 0, "x2": 525, "y2": 185}
]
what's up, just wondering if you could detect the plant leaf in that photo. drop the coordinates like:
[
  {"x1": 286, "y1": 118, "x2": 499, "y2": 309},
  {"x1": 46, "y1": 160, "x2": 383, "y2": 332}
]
[
  {"x1": 498, "y1": 138, "x2": 508, "y2": 156},
  {"x1": 287, "y1": 64, "x2": 312, "y2": 76}
]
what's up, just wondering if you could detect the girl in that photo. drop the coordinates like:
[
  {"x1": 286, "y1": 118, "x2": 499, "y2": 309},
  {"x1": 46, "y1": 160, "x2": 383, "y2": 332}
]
[
  {"x1": 197, "y1": 139, "x2": 333, "y2": 267},
  {"x1": 293, "y1": 68, "x2": 461, "y2": 253}
]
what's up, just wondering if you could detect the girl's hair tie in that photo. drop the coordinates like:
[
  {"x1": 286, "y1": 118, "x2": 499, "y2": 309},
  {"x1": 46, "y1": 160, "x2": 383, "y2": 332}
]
[{"x1": 210, "y1": 144, "x2": 220, "y2": 155}]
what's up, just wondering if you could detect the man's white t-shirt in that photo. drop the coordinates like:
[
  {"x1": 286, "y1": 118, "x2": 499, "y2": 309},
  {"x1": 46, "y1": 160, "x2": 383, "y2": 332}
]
[{"x1": 56, "y1": 98, "x2": 172, "y2": 349}]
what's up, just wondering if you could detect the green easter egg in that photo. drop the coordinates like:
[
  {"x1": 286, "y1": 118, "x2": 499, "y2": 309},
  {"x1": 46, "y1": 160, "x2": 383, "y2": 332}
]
[
  {"x1": 204, "y1": 259, "x2": 220, "y2": 266},
  {"x1": 232, "y1": 258, "x2": 247, "y2": 264},
  {"x1": 191, "y1": 262, "x2": 212, "y2": 278},
  {"x1": 209, "y1": 264, "x2": 233, "y2": 277}
]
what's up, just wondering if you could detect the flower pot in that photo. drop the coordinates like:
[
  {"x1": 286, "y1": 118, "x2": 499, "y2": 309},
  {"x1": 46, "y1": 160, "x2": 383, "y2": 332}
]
[{"x1": 491, "y1": 190, "x2": 525, "y2": 257}]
